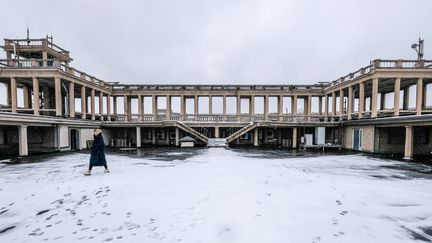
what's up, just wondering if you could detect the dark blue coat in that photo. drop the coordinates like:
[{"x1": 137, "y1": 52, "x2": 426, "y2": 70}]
[{"x1": 89, "y1": 134, "x2": 107, "y2": 167}]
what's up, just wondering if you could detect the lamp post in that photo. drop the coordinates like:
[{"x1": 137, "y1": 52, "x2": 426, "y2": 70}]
[{"x1": 411, "y1": 38, "x2": 424, "y2": 60}]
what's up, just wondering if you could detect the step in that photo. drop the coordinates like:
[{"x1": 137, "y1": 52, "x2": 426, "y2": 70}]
[{"x1": 207, "y1": 138, "x2": 227, "y2": 147}]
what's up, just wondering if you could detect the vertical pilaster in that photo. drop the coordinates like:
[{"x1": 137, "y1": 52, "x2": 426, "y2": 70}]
[
  {"x1": 359, "y1": 82, "x2": 365, "y2": 118},
  {"x1": 416, "y1": 78, "x2": 423, "y2": 115},
  {"x1": 124, "y1": 95, "x2": 128, "y2": 121},
  {"x1": 69, "y1": 82, "x2": 75, "y2": 118},
  {"x1": 331, "y1": 92, "x2": 336, "y2": 116},
  {"x1": 32, "y1": 77, "x2": 40, "y2": 116},
  {"x1": 166, "y1": 95, "x2": 171, "y2": 120},
  {"x1": 278, "y1": 96, "x2": 283, "y2": 115},
  {"x1": 371, "y1": 78, "x2": 378, "y2": 118},
  {"x1": 222, "y1": 95, "x2": 227, "y2": 115},
  {"x1": 180, "y1": 95, "x2": 185, "y2": 118},
  {"x1": 10, "y1": 77, "x2": 17, "y2": 113},
  {"x1": 81, "y1": 86, "x2": 86, "y2": 119},
  {"x1": 236, "y1": 95, "x2": 240, "y2": 117},
  {"x1": 264, "y1": 95, "x2": 269, "y2": 120},
  {"x1": 318, "y1": 96, "x2": 323, "y2": 115},
  {"x1": 403, "y1": 126, "x2": 413, "y2": 160},
  {"x1": 339, "y1": 89, "x2": 344, "y2": 115},
  {"x1": 209, "y1": 95, "x2": 213, "y2": 115},
  {"x1": 394, "y1": 78, "x2": 401, "y2": 116},
  {"x1": 324, "y1": 95, "x2": 328, "y2": 117},
  {"x1": 292, "y1": 95, "x2": 297, "y2": 114},
  {"x1": 194, "y1": 95, "x2": 198, "y2": 115},
  {"x1": 55, "y1": 77, "x2": 62, "y2": 116},
  {"x1": 99, "y1": 92, "x2": 104, "y2": 116},
  {"x1": 137, "y1": 95, "x2": 143, "y2": 121},
  {"x1": 113, "y1": 96, "x2": 117, "y2": 115},
  {"x1": 250, "y1": 95, "x2": 255, "y2": 115},
  {"x1": 152, "y1": 95, "x2": 157, "y2": 115},
  {"x1": 307, "y1": 95, "x2": 312, "y2": 117}
]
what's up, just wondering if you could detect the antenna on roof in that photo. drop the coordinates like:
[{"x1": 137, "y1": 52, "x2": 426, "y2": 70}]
[
  {"x1": 411, "y1": 37, "x2": 424, "y2": 60},
  {"x1": 26, "y1": 20, "x2": 30, "y2": 44}
]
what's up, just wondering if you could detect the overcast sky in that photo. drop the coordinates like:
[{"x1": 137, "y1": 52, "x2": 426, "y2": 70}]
[{"x1": 1, "y1": 0, "x2": 431, "y2": 85}]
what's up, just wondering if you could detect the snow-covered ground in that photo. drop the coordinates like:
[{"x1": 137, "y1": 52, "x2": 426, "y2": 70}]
[{"x1": 1, "y1": 148, "x2": 432, "y2": 243}]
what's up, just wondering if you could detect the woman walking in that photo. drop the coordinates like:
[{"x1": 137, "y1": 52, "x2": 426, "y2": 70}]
[{"x1": 84, "y1": 129, "x2": 109, "y2": 176}]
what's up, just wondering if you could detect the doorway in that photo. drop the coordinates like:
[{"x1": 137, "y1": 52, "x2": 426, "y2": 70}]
[
  {"x1": 353, "y1": 128, "x2": 362, "y2": 151},
  {"x1": 71, "y1": 129, "x2": 80, "y2": 150}
]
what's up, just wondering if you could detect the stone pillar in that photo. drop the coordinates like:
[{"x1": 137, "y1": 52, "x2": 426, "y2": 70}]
[
  {"x1": 348, "y1": 86, "x2": 353, "y2": 120},
  {"x1": 152, "y1": 95, "x2": 157, "y2": 115},
  {"x1": 236, "y1": 95, "x2": 241, "y2": 117},
  {"x1": 81, "y1": 86, "x2": 86, "y2": 119},
  {"x1": 254, "y1": 128, "x2": 259, "y2": 146},
  {"x1": 331, "y1": 92, "x2": 336, "y2": 116},
  {"x1": 416, "y1": 78, "x2": 423, "y2": 115},
  {"x1": 99, "y1": 92, "x2": 104, "y2": 117},
  {"x1": 113, "y1": 96, "x2": 117, "y2": 115},
  {"x1": 292, "y1": 95, "x2": 297, "y2": 114},
  {"x1": 137, "y1": 95, "x2": 143, "y2": 121},
  {"x1": 32, "y1": 77, "x2": 40, "y2": 116},
  {"x1": 264, "y1": 95, "x2": 269, "y2": 120},
  {"x1": 175, "y1": 127, "x2": 180, "y2": 146},
  {"x1": 180, "y1": 95, "x2": 185, "y2": 119},
  {"x1": 68, "y1": 82, "x2": 75, "y2": 118},
  {"x1": 107, "y1": 94, "x2": 111, "y2": 121},
  {"x1": 339, "y1": 89, "x2": 344, "y2": 115},
  {"x1": 10, "y1": 77, "x2": 17, "y2": 113},
  {"x1": 19, "y1": 125, "x2": 28, "y2": 156},
  {"x1": 151, "y1": 128, "x2": 156, "y2": 145},
  {"x1": 42, "y1": 51, "x2": 48, "y2": 67},
  {"x1": 194, "y1": 95, "x2": 198, "y2": 115},
  {"x1": 324, "y1": 95, "x2": 328, "y2": 117},
  {"x1": 124, "y1": 95, "x2": 128, "y2": 121},
  {"x1": 166, "y1": 95, "x2": 171, "y2": 120},
  {"x1": 403, "y1": 126, "x2": 413, "y2": 160},
  {"x1": 318, "y1": 96, "x2": 323, "y2": 115},
  {"x1": 23, "y1": 85, "x2": 30, "y2": 109},
  {"x1": 250, "y1": 95, "x2": 255, "y2": 115},
  {"x1": 394, "y1": 78, "x2": 401, "y2": 116},
  {"x1": 359, "y1": 82, "x2": 365, "y2": 118},
  {"x1": 371, "y1": 78, "x2": 378, "y2": 118},
  {"x1": 55, "y1": 77, "x2": 62, "y2": 116},
  {"x1": 222, "y1": 95, "x2": 227, "y2": 115},
  {"x1": 136, "y1": 127, "x2": 141, "y2": 148},
  {"x1": 91, "y1": 89, "x2": 96, "y2": 120},
  {"x1": 292, "y1": 127, "x2": 297, "y2": 149},
  {"x1": 215, "y1": 126, "x2": 220, "y2": 138},
  {"x1": 209, "y1": 95, "x2": 213, "y2": 115},
  {"x1": 307, "y1": 95, "x2": 312, "y2": 117}
]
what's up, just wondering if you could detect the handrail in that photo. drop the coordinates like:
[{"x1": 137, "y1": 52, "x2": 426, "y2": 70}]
[{"x1": 4, "y1": 38, "x2": 69, "y2": 55}]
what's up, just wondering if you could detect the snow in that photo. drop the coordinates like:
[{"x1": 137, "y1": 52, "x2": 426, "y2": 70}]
[{"x1": 1, "y1": 148, "x2": 432, "y2": 242}]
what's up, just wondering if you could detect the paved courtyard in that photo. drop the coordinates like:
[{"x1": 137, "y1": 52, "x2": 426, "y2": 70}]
[{"x1": 1, "y1": 148, "x2": 432, "y2": 242}]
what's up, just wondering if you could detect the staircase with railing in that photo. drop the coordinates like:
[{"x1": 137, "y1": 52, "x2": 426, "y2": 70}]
[{"x1": 226, "y1": 122, "x2": 258, "y2": 144}]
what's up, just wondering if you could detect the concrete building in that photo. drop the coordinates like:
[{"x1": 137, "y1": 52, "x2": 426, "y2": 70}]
[{"x1": 0, "y1": 37, "x2": 432, "y2": 160}]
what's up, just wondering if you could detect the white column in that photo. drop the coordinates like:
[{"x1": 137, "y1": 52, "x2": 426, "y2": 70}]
[
  {"x1": 394, "y1": 78, "x2": 401, "y2": 116},
  {"x1": 359, "y1": 82, "x2": 365, "y2": 118},
  {"x1": 403, "y1": 126, "x2": 413, "y2": 160},
  {"x1": 371, "y1": 78, "x2": 378, "y2": 118},
  {"x1": 55, "y1": 77, "x2": 62, "y2": 116},
  {"x1": 175, "y1": 127, "x2": 180, "y2": 146},
  {"x1": 32, "y1": 77, "x2": 40, "y2": 116},
  {"x1": 19, "y1": 125, "x2": 28, "y2": 156},
  {"x1": 416, "y1": 78, "x2": 424, "y2": 115},
  {"x1": 136, "y1": 127, "x2": 141, "y2": 148},
  {"x1": 292, "y1": 127, "x2": 297, "y2": 149},
  {"x1": 91, "y1": 89, "x2": 96, "y2": 120},
  {"x1": 254, "y1": 128, "x2": 259, "y2": 146},
  {"x1": 81, "y1": 86, "x2": 86, "y2": 119},
  {"x1": 69, "y1": 82, "x2": 75, "y2": 118}
]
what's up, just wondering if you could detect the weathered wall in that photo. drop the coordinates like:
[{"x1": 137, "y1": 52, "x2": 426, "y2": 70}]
[
  {"x1": 59, "y1": 125, "x2": 69, "y2": 150},
  {"x1": 343, "y1": 125, "x2": 375, "y2": 152},
  {"x1": 80, "y1": 128, "x2": 95, "y2": 149}
]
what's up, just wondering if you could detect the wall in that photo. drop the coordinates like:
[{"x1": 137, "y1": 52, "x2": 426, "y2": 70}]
[
  {"x1": 343, "y1": 125, "x2": 375, "y2": 152},
  {"x1": 80, "y1": 128, "x2": 95, "y2": 149},
  {"x1": 59, "y1": 125, "x2": 69, "y2": 150}
]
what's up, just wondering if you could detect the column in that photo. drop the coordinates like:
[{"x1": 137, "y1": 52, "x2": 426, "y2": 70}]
[
  {"x1": 19, "y1": 125, "x2": 28, "y2": 156},
  {"x1": 107, "y1": 94, "x2": 111, "y2": 121},
  {"x1": 250, "y1": 95, "x2": 255, "y2": 116},
  {"x1": 138, "y1": 95, "x2": 143, "y2": 121},
  {"x1": 175, "y1": 127, "x2": 180, "y2": 146},
  {"x1": 209, "y1": 95, "x2": 213, "y2": 115},
  {"x1": 55, "y1": 77, "x2": 62, "y2": 116},
  {"x1": 166, "y1": 95, "x2": 171, "y2": 120},
  {"x1": 81, "y1": 86, "x2": 86, "y2": 119},
  {"x1": 152, "y1": 95, "x2": 157, "y2": 115},
  {"x1": 136, "y1": 127, "x2": 141, "y2": 148},
  {"x1": 318, "y1": 96, "x2": 323, "y2": 115},
  {"x1": 292, "y1": 95, "x2": 297, "y2": 114},
  {"x1": 113, "y1": 96, "x2": 117, "y2": 115},
  {"x1": 91, "y1": 89, "x2": 96, "y2": 120},
  {"x1": 99, "y1": 92, "x2": 104, "y2": 118},
  {"x1": 348, "y1": 86, "x2": 353, "y2": 120},
  {"x1": 339, "y1": 89, "x2": 344, "y2": 115},
  {"x1": 236, "y1": 95, "x2": 241, "y2": 118},
  {"x1": 215, "y1": 126, "x2": 220, "y2": 138},
  {"x1": 180, "y1": 95, "x2": 185, "y2": 119},
  {"x1": 42, "y1": 51, "x2": 48, "y2": 67},
  {"x1": 331, "y1": 92, "x2": 336, "y2": 117},
  {"x1": 416, "y1": 78, "x2": 423, "y2": 115},
  {"x1": 10, "y1": 77, "x2": 17, "y2": 113},
  {"x1": 307, "y1": 95, "x2": 312, "y2": 117},
  {"x1": 32, "y1": 77, "x2": 40, "y2": 116},
  {"x1": 254, "y1": 128, "x2": 259, "y2": 146},
  {"x1": 23, "y1": 85, "x2": 30, "y2": 109},
  {"x1": 324, "y1": 95, "x2": 328, "y2": 117},
  {"x1": 394, "y1": 78, "x2": 401, "y2": 116},
  {"x1": 222, "y1": 95, "x2": 227, "y2": 115},
  {"x1": 69, "y1": 82, "x2": 75, "y2": 118},
  {"x1": 124, "y1": 95, "x2": 128, "y2": 121},
  {"x1": 151, "y1": 128, "x2": 156, "y2": 145},
  {"x1": 403, "y1": 126, "x2": 413, "y2": 160},
  {"x1": 292, "y1": 127, "x2": 297, "y2": 149},
  {"x1": 194, "y1": 95, "x2": 198, "y2": 115},
  {"x1": 371, "y1": 78, "x2": 378, "y2": 118},
  {"x1": 278, "y1": 96, "x2": 283, "y2": 115},
  {"x1": 359, "y1": 82, "x2": 365, "y2": 118},
  {"x1": 264, "y1": 95, "x2": 269, "y2": 120}
]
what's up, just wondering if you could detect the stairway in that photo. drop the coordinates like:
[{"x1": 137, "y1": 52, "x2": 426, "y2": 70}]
[
  {"x1": 173, "y1": 121, "x2": 209, "y2": 143},
  {"x1": 226, "y1": 122, "x2": 257, "y2": 144},
  {"x1": 207, "y1": 138, "x2": 227, "y2": 147}
]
